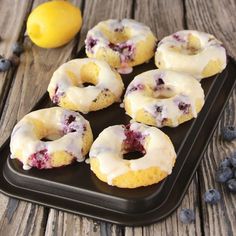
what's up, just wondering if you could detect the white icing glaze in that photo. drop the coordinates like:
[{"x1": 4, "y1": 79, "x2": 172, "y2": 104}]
[
  {"x1": 10, "y1": 107, "x2": 89, "y2": 169},
  {"x1": 48, "y1": 58, "x2": 124, "y2": 113},
  {"x1": 124, "y1": 69, "x2": 205, "y2": 127},
  {"x1": 156, "y1": 30, "x2": 227, "y2": 78},
  {"x1": 89, "y1": 123, "x2": 176, "y2": 185},
  {"x1": 85, "y1": 19, "x2": 155, "y2": 66}
]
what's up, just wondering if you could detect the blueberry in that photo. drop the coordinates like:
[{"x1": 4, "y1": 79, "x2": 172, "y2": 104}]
[
  {"x1": 204, "y1": 189, "x2": 221, "y2": 204},
  {"x1": 179, "y1": 208, "x2": 195, "y2": 224},
  {"x1": 215, "y1": 167, "x2": 233, "y2": 183},
  {"x1": 219, "y1": 157, "x2": 232, "y2": 168},
  {"x1": 12, "y1": 42, "x2": 24, "y2": 56},
  {"x1": 0, "y1": 58, "x2": 11, "y2": 72},
  {"x1": 221, "y1": 126, "x2": 236, "y2": 141},
  {"x1": 229, "y1": 154, "x2": 236, "y2": 168},
  {"x1": 226, "y1": 179, "x2": 236, "y2": 193}
]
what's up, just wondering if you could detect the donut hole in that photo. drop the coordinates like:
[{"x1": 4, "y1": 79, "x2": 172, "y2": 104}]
[
  {"x1": 183, "y1": 34, "x2": 202, "y2": 55},
  {"x1": 82, "y1": 82, "x2": 95, "y2": 87},
  {"x1": 66, "y1": 62, "x2": 99, "y2": 87},
  {"x1": 101, "y1": 25, "x2": 130, "y2": 44},
  {"x1": 123, "y1": 151, "x2": 144, "y2": 160},
  {"x1": 149, "y1": 84, "x2": 177, "y2": 99}
]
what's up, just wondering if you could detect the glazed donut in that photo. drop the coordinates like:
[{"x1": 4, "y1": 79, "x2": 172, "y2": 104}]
[
  {"x1": 85, "y1": 19, "x2": 156, "y2": 72},
  {"x1": 124, "y1": 69, "x2": 205, "y2": 127},
  {"x1": 155, "y1": 30, "x2": 227, "y2": 79},
  {"x1": 10, "y1": 107, "x2": 93, "y2": 170},
  {"x1": 47, "y1": 58, "x2": 124, "y2": 114},
  {"x1": 89, "y1": 122, "x2": 176, "y2": 188}
]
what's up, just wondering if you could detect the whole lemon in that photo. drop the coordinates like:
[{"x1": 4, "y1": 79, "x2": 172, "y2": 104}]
[{"x1": 27, "y1": 1, "x2": 82, "y2": 48}]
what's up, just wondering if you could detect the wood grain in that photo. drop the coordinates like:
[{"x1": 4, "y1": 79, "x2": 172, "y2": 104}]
[
  {"x1": 0, "y1": 0, "x2": 33, "y2": 114},
  {"x1": 186, "y1": 1, "x2": 236, "y2": 235},
  {"x1": 185, "y1": 0, "x2": 236, "y2": 58},
  {"x1": 0, "y1": 196, "x2": 47, "y2": 236},
  {"x1": 0, "y1": 0, "x2": 82, "y2": 146}
]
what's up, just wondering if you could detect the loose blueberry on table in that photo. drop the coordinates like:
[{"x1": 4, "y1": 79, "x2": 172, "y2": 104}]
[
  {"x1": 0, "y1": 58, "x2": 11, "y2": 72},
  {"x1": 204, "y1": 189, "x2": 221, "y2": 205},
  {"x1": 179, "y1": 208, "x2": 195, "y2": 224},
  {"x1": 221, "y1": 126, "x2": 236, "y2": 141}
]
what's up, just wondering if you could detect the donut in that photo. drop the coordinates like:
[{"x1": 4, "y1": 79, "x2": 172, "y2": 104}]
[
  {"x1": 85, "y1": 19, "x2": 157, "y2": 72},
  {"x1": 124, "y1": 69, "x2": 205, "y2": 127},
  {"x1": 47, "y1": 58, "x2": 124, "y2": 114},
  {"x1": 10, "y1": 107, "x2": 93, "y2": 170},
  {"x1": 155, "y1": 30, "x2": 227, "y2": 79},
  {"x1": 89, "y1": 122, "x2": 176, "y2": 188}
]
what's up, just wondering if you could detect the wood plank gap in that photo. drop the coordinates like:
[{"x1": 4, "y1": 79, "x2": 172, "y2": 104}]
[
  {"x1": 196, "y1": 168, "x2": 206, "y2": 236},
  {"x1": 0, "y1": 0, "x2": 33, "y2": 119},
  {"x1": 41, "y1": 207, "x2": 50, "y2": 236},
  {"x1": 182, "y1": 0, "x2": 188, "y2": 29},
  {"x1": 70, "y1": 0, "x2": 86, "y2": 58},
  {"x1": 131, "y1": 0, "x2": 136, "y2": 19}
]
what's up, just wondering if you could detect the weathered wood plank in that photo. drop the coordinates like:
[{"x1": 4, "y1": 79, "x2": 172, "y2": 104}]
[
  {"x1": 186, "y1": 1, "x2": 236, "y2": 235},
  {"x1": 0, "y1": 0, "x2": 82, "y2": 146},
  {"x1": 197, "y1": 91, "x2": 236, "y2": 236},
  {"x1": 185, "y1": 0, "x2": 236, "y2": 58},
  {"x1": 0, "y1": 0, "x2": 33, "y2": 113},
  {"x1": 0, "y1": 196, "x2": 47, "y2": 236},
  {"x1": 124, "y1": 1, "x2": 202, "y2": 234},
  {"x1": 0, "y1": 1, "x2": 48, "y2": 235},
  {"x1": 124, "y1": 177, "x2": 201, "y2": 236}
]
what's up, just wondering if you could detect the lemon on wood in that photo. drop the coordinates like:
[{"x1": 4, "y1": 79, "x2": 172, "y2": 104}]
[{"x1": 27, "y1": 1, "x2": 82, "y2": 48}]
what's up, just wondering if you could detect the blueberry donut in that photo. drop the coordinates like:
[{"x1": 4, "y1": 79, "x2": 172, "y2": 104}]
[
  {"x1": 10, "y1": 107, "x2": 93, "y2": 170},
  {"x1": 124, "y1": 69, "x2": 205, "y2": 127},
  {"x1": 48, "y1": 58, "x2": 124, "y2": 113},
  {"x1": 89, "y1": 122, "x2": 176, "y2": 188},
  {"x1": 85, "y1": 19, "x2": 157, "y2": 73},
  {"x1": 155, "y1": 30, "x2": 227, "y2": 79}
]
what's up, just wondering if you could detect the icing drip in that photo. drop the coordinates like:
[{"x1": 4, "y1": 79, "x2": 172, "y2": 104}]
[
  {"x1": 10, "y1": 107, "x2": 88, "y2": 169},
  {"x1": 48, "y1": 58, "x2": 124, "y2": 114},
  {"x1": 156, "y1": 30, "x2": 227, "y2": 78},
  {"x1": 89, "y1": 123, "x2": 176, "y2": 185},
  {"x1": 124, "y1": 69, "x2": 204, "y2": 127}
]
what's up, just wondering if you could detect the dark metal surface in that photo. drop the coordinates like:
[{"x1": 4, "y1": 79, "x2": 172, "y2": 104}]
[{"x1": 0, "y1": 49, "x2": 235, "y2": 226}]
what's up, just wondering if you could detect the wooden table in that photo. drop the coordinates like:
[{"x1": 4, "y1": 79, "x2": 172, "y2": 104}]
[{"x1": 0, "y1": 0, "x2": 235, "y2": 235}]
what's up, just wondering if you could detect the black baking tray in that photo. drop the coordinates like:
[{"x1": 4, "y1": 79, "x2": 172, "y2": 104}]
[{"x1": 0, "y1": 47, "x2": 235, "y2": 226}]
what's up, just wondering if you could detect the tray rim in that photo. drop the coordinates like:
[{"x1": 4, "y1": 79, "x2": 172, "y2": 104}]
[{"x1": 0, "y1": 56, "x2": 235, "y2": 226}]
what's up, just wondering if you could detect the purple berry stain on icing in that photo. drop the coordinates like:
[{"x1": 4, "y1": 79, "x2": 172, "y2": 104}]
[
  {"x1": 62, "y1": 113, "x2": 86, "y2": 135},
  {"x1": 174, "y1": 94, "x2": 191, "y2": 114},
  {"x1": 173, "y1": 34, "x2": 185, "y2": 43},
  {"x1": 52, "y1": 85, "x2": 64, "y2": 105},
  {"x1": 127, "y1": 83, "x2": 145, "y2": 93},
  {"x1": 109, "y1": 42, "x2": 135, "y2": 63},
  {"x1": 178, "y1": 102, "x2": 190, "y2": 114},
  {"x1": 86, "y1": 37, "x2": 98, "y2": 53},
  {"x1": 153, "y1": 74, "x2": 165, "y2": 91},
  {"x1": 123, "y1": 125, "x2": 146, "y2": 154},
  {"x1": 28, "y1": 149, "x2": 51, "y2": 169},
  {"x1": 155, "y1": 106, "x2": 163, "y2": 113}
]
